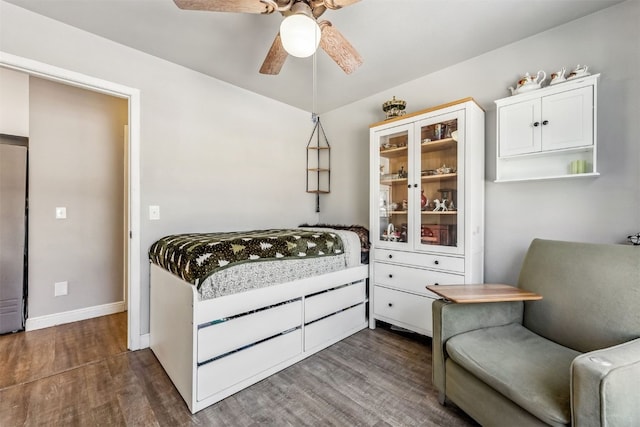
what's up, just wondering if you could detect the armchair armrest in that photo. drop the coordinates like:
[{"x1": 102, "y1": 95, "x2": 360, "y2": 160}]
[
  {"x1": 571, "y1": 338, "x2": 640, "y2": 427},
  {"x1": 432, "y1": 299, "x2": 524, "y2": 399}
]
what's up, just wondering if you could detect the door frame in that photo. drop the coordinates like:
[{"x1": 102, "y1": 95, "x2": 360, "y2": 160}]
[{"x1": 0, "y1": 51, "x2": 143, "y2": 350}]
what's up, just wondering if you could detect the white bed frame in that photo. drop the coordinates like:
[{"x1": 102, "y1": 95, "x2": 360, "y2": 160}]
[{"x1": 150, "y1": 262, "x2": 369, "y2": 413}]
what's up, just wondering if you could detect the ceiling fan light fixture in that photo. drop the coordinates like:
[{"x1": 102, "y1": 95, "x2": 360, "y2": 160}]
[{"x1": 280, "y1": 7, "x2": 321, "y2": 58}]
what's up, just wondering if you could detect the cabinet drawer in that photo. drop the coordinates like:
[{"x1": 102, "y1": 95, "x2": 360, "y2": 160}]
[
  {"x1": 305, "y1": 280, "x2": 366, "y2": 323},
  {"x1": 374, "y1": 286, "x2": 433, "y2": 336},
  {"x1": 374, "y1": 263, "x2": 464, "y2": 297},
  {"x1": 197, "y1": 329, "x2": 302, "y2": 401},
  {"x1": 198, "y1": 299, "x2": 302, "y2": 363},
  {"x1": 375, "y1": 249, "x2": 464, "y2": 273}
]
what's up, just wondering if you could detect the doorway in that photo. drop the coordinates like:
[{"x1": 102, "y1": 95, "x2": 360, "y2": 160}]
[
  {"x1": 0, "y1": 135, "x2": 28, "y2": 334},
  {"x1": 0, "y1": 52, "x2": 142, "y2": 350}
]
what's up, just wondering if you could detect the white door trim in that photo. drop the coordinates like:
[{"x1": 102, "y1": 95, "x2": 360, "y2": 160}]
[{"x1": 0, "y1": 51, "x2": 143, "y2": 350}]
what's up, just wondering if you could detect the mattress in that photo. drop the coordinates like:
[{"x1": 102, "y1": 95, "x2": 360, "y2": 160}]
[{"x1": 149, "y1": 228, "x2": 362, "y2": 301}]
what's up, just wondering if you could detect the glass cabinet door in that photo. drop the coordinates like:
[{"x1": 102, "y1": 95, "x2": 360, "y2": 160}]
[
  {"x1": 375, "y1": 126, "x2": 412, "y2": 248},
  {"x1": 415, "y1": 113, "x2": 462, "y2": 252}
]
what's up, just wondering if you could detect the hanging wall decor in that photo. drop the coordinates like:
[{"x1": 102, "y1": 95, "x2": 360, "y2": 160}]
[{"x1": 306, "y1": 115, "x2": 331, "y2": 213}]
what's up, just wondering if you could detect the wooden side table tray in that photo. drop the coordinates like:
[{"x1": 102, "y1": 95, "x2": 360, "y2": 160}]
[{"x1": 426, "y1": 284, "x2": 542, "y2": 303}]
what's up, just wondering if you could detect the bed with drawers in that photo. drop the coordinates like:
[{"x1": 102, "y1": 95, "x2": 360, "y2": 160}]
[{"x1": 149, "y1": 228, "x2": 369, "y2": 413}]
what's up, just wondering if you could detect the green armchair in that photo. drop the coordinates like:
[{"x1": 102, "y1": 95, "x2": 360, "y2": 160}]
[{"x1": 432, "y1": 239, "x2": 640, "y2": 426}]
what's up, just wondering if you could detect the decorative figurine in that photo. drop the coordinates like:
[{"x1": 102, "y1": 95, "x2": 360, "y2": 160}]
[
  {"x1": 550, "y1": 67, "x2": 567, "y2": 85},
  {"x1": 382, "y1": 96, "x2": 407, "y2": 120},
  {"x1": 568, "y1": 64, "x2": 590, "y2": 79},
  {"x1": 433, "y1": 199, "x2": 448, "y2": 212},
  {"x1": 508, "y1": 70, "x2": 546, "y2": 95}
]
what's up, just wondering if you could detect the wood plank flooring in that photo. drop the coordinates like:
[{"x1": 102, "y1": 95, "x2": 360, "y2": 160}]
[{"x1": 0, "y1": 313, "x2": 477, "y2": 426}]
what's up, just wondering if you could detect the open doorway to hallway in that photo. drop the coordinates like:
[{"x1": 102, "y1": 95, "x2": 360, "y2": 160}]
[
  {"x1": 24, "y1": 76, "x2": 128, "y2": 340},
  {"x1": 0, "y1": 52, "x2": 142, "y2": 351}
]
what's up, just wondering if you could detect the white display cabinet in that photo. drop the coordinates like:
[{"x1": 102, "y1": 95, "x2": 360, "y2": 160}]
[{"x1": 368, "y1": 98, "x2": 485, "y2": 336}]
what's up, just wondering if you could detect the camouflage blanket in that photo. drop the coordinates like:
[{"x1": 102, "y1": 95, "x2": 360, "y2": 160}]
[{"x1": 149, "y1": 229, "x2": 344, "y2": 289}]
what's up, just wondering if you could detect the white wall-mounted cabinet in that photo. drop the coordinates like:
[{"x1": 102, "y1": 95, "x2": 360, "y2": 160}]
[
  {"x1": 368, "y1": 98, "x2": 485, "y2": 336},
  {"x1": 495, "y1": 74, "x2": 599, "y2": 182}
]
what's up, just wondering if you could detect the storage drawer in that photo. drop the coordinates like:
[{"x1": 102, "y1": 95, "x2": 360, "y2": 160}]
[
  {"x1": 198, "y1": 299, "x2": 302, "y2": 363},
  {"x1": 305, "y1": 304, "x2": 366, "y2": 351},
  {"x1": 374, "y1": 263, "x2": 464, "y2": 298},
  {"x1": 197, "y1": 329, "x2": 302, "y2": 401},
  {"x1": 305, "y1": 280, "x2": 366, "y2": 323},
  {"x1": 375, "y1": 249, "x2": 464, "y2": 273},
  {"x1": 374, "y1": 286, "x2": 433, "y2": 336}
]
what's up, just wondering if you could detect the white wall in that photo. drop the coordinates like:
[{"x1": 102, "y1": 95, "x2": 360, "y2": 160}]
[
  {"x1": 0, "y1": 67, "x2": 29, "y2": 136},
  {"x1": 0, "y1": 1, "x2": 319, "y2": 334},
  {"x1": 320, "y1": 0, "x2": 640, "y2": 283}
]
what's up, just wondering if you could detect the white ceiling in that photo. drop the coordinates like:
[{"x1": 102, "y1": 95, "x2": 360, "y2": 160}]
[{"x1": 5, "y1": 0, "x2": 624, "y2": 113}]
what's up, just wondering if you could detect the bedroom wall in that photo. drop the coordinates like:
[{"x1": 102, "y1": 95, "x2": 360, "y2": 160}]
[
  {"x1": 320, "y1": 0, "x2": 640, "y2": 284},
  {"x1": 0, "y1": 67, "x2": 29, "y2": 136},
  {"x1": 28, "y1": 77, "x2": 127, "y2": 318},
  {"x1": 0, "y1": 1, "x2": 319, "y2": 335}
]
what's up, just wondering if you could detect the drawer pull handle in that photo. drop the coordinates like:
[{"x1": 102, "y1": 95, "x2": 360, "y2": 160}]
[
  {"x1": 434, "y1": 282, "x2": 439, "y2": 286},
  {"x1": 388, "y1": 254, "x2": 393, "y2": 259},
  {"x1": 388, "y1": 274, "x2": 393, "y2": 278},
  {"x1": 388, "y1": 303, "x2": 393, "y2": 307},
  {"x1": 434, "y1": 260, "x2": 440, "y2": 265}
]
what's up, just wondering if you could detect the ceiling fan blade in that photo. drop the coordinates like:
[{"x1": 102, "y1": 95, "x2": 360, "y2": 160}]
[
  {"x1": 319, "y1": 21, "x2": 363, "y2": 74},
  {"x1": 259, "y1": 33, "x2": 288, "y2": 75},
  {"x1": 323, "y1": 0, "x2": 360, "y2": 10},
  {"x1": 173, "y1": 0, "x2": 273, "y2": 14}
]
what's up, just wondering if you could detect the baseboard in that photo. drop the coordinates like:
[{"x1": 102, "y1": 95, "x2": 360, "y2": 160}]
[
  {"x1": 25, "y1": 301, "x2": 126, "y2": 331},
  {"x1": 139, "y1": 333, "x2": 150, "y2": 349}
]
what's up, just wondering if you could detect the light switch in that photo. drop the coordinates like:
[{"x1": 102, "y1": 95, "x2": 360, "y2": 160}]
[
  {"x1": 55, "y1": 207, "x2": 67, "y2": 219},
  {"x1": 149, "y1": 205, "x2": 160, "y2": 220}
]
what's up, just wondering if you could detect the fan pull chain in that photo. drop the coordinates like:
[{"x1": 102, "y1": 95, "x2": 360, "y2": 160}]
[{"x1": 311, "y1": 25, "x2": 318, "y2": 123}]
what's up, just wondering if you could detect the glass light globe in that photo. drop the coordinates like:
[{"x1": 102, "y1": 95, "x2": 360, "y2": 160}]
[{"x1": 280, "y1": 14, "x2": 321, "y2": 58}]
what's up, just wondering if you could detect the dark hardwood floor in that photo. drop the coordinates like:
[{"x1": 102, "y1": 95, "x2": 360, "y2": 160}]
[{"x1": 0, "y1": 313, "x2": 477, "y2": 426}]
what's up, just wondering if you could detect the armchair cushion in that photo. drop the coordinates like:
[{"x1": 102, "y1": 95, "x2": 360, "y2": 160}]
[{"x1": 447, "y1": 323, "x2": 580, "y2": 425}]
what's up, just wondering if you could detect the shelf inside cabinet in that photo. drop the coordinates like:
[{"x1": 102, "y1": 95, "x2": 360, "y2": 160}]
[
  {"x1": 379, "y1": 145, "x2": 408, "y2": 159},
  {"x1": 421, "y1": 173, "x2": 457, "y2": 181},
  {"x1": 389, "y1": 210, "x2": 408, "y2": 215},
  {"x1": 421, "y1": 211, "x2": 458, "y2": 215},
  {"x1": 380, "y1": 177, "x2": 409, "y2": 185},
  {"x1": 421, "y1": 138, "x2": 456, "y2": 153}
]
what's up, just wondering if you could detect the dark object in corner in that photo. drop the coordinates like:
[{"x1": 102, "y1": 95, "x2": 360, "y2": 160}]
[
  {"x1": 299, "y1": 224, "x2": 370, "y2": 264},
  {"x1": 628, "y1": 233, "x2": 640, "y2": 245}
]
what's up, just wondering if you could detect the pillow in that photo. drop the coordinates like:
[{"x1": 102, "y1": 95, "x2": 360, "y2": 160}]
[{"x1": 299, "y1": 223, "x2": 370, "y2": 251}]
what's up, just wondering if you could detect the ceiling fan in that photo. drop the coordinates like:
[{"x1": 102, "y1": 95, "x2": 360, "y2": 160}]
[{"x1": 173, "y1": 0, "x2": 363, "y2": 75}]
